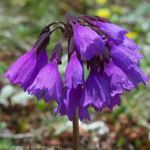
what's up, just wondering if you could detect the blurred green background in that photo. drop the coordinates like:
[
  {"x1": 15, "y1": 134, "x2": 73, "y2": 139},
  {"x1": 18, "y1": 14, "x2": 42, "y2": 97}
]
[{"x1": 0, "y1": 0, "x2": 150, "y2": 149}]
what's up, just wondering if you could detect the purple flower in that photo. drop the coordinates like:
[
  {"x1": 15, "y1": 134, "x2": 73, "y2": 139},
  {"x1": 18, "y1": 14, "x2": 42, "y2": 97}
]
[
  {"x1": 28, "y1": 59, "x2": 62, "y2": 103},
  {"x1": 2, "y1": 31, "x2": 50, "y2": 91},
  {"x1": 73, "y1": 23, "x2": 107, "y2": 61},
  {"x1": 54, "y1": 86, "x2": 91, "y2": 121},
  {"x1": 110, "y1": 44, "x2": 148, "y2": 88},
  {"x1": 64, "y1": 49, "x2": 84, "y2": 89},
  {"x1": 2, "y1": 50, "x2": 48, "y2": 91},
  {"x1": 104, "y1": 61, "x2": 134, "y2": 96},
  {"x1": 83, "y1": 66, "x2": 110, "y2": 110},
  {"x1": 83, "y1": 66, "x2": 121, "y2": 111},
  {"x1": 92, "y1": 95, "x2": 121, "y2": 111},
  {"x1": 121, "y1": 35, "x2": 141, "y2": 52},
  {"x1": 2, "y1": 13, "x2": 149, "y2": 121},
  {"x1": 94, "y1": 21, "x2": 127, "y2": 45},
  {"x1": 107, "y1": 95, "x2": 121, "y2": 110}
]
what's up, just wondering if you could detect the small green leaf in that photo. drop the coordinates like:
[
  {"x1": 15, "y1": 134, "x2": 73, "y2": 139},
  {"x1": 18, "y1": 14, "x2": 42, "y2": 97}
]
[
  {"x1": 117, "y1": 137, "x2": 125, "y2": 147},
  {"x1": 135, "y1": 139, "x2": 142, "y2": 148},
  {"x1": 112, "y1": 106, "x2": 126, "y2": 119}
]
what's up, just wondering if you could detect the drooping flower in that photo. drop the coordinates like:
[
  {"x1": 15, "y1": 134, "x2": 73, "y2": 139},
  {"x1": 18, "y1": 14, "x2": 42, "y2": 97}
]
[
  {"x1": 121, "y1": 35, "x2": 141, "y2": 52},
  {"x1": 28, "y1": 58, "x2": 62, "y2": 103},
  {"x1": 28, "y1": 40, "x2": 63, "y2": 103},
  {"x1": 83, "y1": 66, "x2": 110, "y2": 110},
  {"x1": 94, "y1": 21, "x2": 128, "y2": 44},
  {"x1": 2, "y1": 31, "x2": 50, "y2": 91},
  {"x1": 83, "y1": 65, "x2": 121, "y2": 111},
  {"x1": 2, "y1": 12, "x2": 149, "y2": 122},
  {"x1": 103, "y1": 61, "x2": 134, "y2": 96},
  {"x1": 110, "y1": 43, "x2": 148, "y2": 88},
  {"x1": 73, "y1": 22, "x2": 107, "y2": 61},
  {"x1": 64, "y1": 49, "x2": 84, "y2": 89},
  {"x1": 54, "y1": 86, "x2": 91, "y2": 121}
]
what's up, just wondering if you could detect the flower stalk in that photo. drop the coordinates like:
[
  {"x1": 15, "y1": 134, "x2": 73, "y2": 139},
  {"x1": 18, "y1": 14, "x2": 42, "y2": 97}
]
[{"x1": 73, "y1": 110, "x2": 79, "y2": 150}]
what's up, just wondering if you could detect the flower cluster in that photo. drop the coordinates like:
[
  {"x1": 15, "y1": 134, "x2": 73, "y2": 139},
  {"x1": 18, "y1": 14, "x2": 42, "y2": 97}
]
[{"x1": 3, "y1": 13, "x2": 148, "y2": 121}]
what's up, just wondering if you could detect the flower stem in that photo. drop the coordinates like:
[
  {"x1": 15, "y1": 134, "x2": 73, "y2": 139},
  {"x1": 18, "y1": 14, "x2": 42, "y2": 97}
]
[
  {"x1": 73, "y1": 110, "x2": 79, "y2": 150},
  {"x1": 49, "y1": 26, "x2": 65, "y2": 35},
  {"x1": 47, "y1": 21, "x2": 67, "y2": 27}
]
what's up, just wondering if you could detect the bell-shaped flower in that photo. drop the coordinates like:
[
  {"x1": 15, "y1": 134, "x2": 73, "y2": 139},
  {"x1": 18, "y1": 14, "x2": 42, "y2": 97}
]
[
  {"x1": 104, "y1": 61, "x2": 134, "y2": 96},
  {"x1": 54, "y1": 86, "x2": 91, "y2": 121},
  {"x1": 2, "y1": 31, "x2": 51, "y2": 91},
  {"x1": 110, "y1": 44, "x2": 149, "y2": 88},
  {"x1": 28, "y1": 58, "x2": 62, "y2": 103},
  {"x1": 83, "y1": 66, "x2": 110, "y2": 110},
  {"x1": 73, "y1": 23, "x2": 107, "y2": 61},
  {"x1": 121, "y1": 35, "x2": 141, "y2": 52},
  {"x1": 94, "y1": 21, "x2": 127, "y2": 45},
  {"x1": 2, "y1": 50, "x2": 48, "y2": 91},
  {"x1": 64, "y1": 49, "x2": 84, "y2": 89}
]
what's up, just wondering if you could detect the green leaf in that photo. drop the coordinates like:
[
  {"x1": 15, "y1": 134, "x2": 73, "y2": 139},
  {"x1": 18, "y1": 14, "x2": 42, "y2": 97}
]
[
  {"x1": 112, "y1": 106, "x2": 127, "y2": 119},
  {"x1": 117, "y1": 137, "x2": 125, "y2": 147},
  {"x1": 135, "y1": 139, "x2": 142, "y2": 148}
]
